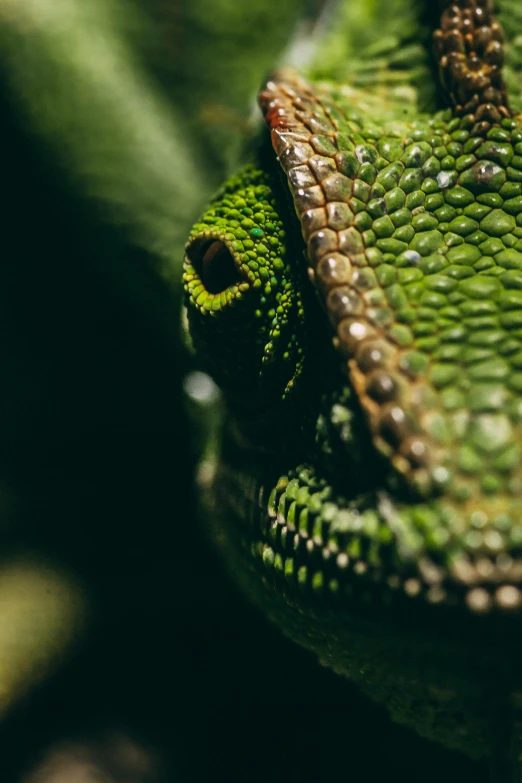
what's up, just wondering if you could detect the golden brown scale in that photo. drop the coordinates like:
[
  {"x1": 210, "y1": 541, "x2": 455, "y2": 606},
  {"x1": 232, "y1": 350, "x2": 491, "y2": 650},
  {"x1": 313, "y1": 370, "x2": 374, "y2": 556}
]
[{"x1": 434, "y1": 0, "x2": 511, "y2": 136}]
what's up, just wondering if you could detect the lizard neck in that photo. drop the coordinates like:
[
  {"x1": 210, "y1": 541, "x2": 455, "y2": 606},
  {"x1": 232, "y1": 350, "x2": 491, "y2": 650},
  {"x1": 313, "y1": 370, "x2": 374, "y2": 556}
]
[{"x1": 308, "y1": 0, "x2": 520, "y2": 122}]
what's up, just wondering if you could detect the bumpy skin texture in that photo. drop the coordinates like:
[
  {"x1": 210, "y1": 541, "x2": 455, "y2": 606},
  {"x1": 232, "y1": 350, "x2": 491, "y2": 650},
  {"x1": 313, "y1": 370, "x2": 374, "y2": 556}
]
[{"x1": 184, "y1": 0, "x2": 522, "y2": 763}]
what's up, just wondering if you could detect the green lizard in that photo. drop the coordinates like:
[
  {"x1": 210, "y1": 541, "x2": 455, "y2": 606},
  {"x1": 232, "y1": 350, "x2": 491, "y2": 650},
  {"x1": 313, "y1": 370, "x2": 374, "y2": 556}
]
[{"x1": 183, "y1": 1, "x2": 522, "y2": 778}]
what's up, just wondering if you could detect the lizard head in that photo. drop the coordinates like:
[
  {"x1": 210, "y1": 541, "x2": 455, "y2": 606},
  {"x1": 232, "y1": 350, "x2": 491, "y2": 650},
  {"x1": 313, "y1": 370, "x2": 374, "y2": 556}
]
[
  {"x1": 184, "y1": 1, "x2": 522, "y2": 619},
  {"x1": 183, "y1": 0, "x2": 522, "y2": 760}
]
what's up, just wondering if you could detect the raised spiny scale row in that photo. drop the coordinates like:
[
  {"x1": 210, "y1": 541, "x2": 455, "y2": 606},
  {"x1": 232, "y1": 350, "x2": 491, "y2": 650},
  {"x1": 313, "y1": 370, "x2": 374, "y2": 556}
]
[
  {"x1": 434, "y1": 0, "x2": 511, "y2": 136},
  {"x1": 259, "y1": 70, "x2": 440, "y2": 495},
  {"x1": 261, "y1": 468, "x2": 522, "y2": 612}
]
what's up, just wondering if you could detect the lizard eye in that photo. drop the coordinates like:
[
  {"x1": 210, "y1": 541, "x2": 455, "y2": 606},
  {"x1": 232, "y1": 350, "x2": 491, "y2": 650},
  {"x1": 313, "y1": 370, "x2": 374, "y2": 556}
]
[
  {"x1": 182, "y1": 162, "x2": 306, "y2": 407},
  {"x1": 188, "y1": 239, "x2": 241, "y2": 295}
]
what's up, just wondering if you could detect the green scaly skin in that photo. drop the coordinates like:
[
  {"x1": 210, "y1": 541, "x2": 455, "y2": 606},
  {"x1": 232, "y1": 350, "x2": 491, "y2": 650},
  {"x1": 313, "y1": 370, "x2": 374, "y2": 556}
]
[{"x1": 184, "y1": 0, "x2": 522, "y2": 774}]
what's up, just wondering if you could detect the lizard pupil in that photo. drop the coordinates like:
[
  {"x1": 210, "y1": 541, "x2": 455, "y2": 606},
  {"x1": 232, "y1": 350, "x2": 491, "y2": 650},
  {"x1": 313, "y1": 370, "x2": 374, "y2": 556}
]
[{"x1": 194, "y1": 240, "x2": 239, "y2": 294}]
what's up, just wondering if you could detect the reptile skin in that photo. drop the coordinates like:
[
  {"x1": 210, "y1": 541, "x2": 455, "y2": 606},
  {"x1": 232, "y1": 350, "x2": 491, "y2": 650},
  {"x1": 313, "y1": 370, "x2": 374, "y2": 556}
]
[{"x1": 184, "y1": 0, "x2": 522, "y2": 774}]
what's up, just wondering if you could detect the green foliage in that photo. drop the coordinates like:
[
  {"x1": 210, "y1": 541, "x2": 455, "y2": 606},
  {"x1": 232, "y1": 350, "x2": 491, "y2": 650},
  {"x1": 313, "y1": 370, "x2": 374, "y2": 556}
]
[{"x1": 0, "y1": 0, "x2": 308, "y2": 306}]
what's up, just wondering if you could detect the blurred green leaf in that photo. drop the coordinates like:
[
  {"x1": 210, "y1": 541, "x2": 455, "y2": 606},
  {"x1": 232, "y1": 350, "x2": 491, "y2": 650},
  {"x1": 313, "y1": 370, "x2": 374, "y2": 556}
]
[{"x1": 0, "y1": 0, "x2": 204, "y2": 287}]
